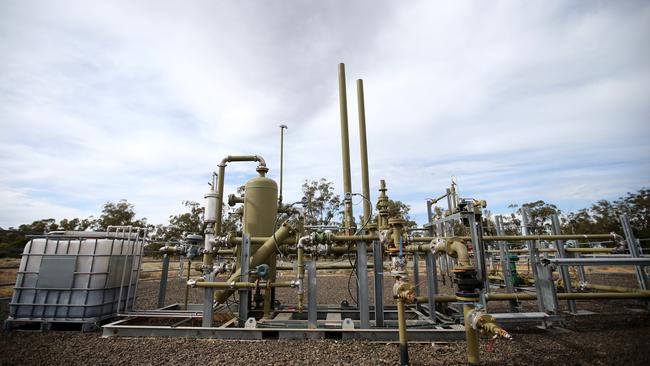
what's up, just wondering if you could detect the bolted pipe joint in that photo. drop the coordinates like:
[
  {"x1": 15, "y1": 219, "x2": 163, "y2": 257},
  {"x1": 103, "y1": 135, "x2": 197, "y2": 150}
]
[
  {"x1": 212, "y1": 235, "x2": 230, "y2": 248},
  {"x1": 393, "y1": 277, "x2": 416, "y2": 304},
  {"x1": 468, "y1": 308, "x2": 513, "y2": 340},
  {"x1": 187, "y1": 277, "x2": 205, "y2": 288}
]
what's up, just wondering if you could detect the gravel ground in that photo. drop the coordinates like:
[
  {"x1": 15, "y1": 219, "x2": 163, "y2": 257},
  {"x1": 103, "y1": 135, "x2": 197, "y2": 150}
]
[{"x1": 1, "y1": 271, "x2": 649, "y2": 365}]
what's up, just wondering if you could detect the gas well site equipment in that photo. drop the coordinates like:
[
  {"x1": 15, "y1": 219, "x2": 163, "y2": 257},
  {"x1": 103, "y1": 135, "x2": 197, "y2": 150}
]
[{"x1": 6, "y1": 64, "x2": 649, "y2": 366}]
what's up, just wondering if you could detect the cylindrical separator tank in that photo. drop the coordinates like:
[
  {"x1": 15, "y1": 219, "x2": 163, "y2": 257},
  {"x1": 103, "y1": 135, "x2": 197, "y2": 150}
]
[{"x1": 242, "y1": 173, "x2": 279, "y2": 282}]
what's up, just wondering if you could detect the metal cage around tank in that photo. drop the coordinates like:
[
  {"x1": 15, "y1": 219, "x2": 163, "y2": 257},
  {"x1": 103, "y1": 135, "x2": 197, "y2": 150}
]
[{"x1": 5, "y1": 227, "x2": 146, "y2": 331}]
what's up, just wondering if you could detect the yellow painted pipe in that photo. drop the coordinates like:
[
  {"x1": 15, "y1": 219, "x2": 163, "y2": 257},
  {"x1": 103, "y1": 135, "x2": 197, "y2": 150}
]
[
  {"x1": 486, "y1": 292, "x2": 650, "y2": 301},
  {"x1": 411, "y1": 234, "x2": 618, "y2": 243},
  {"x1": 415, "y1": 295, "x2": 456, "y2": 303},
  {"x1": 356, "y1": 79, "x2": 371, "y2": 225},
  {"x1": 462, "y1": 302, "x2": 480, "y2": 365},
  {"x1": 396, "y1": 298, "x2": 409, "y2": 366},
  {"x1": 338, "y1": 63, "x2": 354, "y2": 233},
  {"x1": 214, "y1": 221, "x2": 295, "y2": 304}
]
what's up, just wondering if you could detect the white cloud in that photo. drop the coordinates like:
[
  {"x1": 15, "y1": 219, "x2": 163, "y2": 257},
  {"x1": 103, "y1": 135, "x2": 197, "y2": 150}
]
[{"x1": 0, "y1": 0, "x2": 648, "y2": 227}]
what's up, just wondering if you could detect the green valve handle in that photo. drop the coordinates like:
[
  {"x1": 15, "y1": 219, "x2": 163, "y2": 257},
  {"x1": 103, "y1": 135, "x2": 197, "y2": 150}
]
[{"x1": 255, "y1": 264, "x2": 270, "y2": 279}]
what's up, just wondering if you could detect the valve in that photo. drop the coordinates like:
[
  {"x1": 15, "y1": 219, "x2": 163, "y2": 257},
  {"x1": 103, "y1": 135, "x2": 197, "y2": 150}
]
[
  {"x1": 467, "y1": 308, "x2": 513, "y2": 340},
  {"x1": 255, "y1": 264, "x2": 270, "y2": 279},
  {"x1": 392, "y1": 277, "x2": 416, "y2": 304}
]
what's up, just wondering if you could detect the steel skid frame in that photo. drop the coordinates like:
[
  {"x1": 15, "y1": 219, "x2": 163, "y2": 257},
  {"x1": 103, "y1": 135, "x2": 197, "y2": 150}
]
[{"x1": 103, "y1": 233, "x2": 466, "y2": 340}]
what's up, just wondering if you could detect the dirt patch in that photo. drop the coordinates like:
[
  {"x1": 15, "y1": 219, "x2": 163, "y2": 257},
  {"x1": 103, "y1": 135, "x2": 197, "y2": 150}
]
[{"x1": 1, "y1": 272, "x2": 649, "y2": 365}]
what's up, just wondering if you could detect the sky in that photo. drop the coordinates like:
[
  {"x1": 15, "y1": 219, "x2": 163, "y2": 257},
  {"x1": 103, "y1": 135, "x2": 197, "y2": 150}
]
[{"x1": 0, "y1": 0, "x2": 649, "y2": 228}]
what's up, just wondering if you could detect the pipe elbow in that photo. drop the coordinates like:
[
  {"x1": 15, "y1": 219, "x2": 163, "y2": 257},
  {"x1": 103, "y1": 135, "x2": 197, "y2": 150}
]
[
  {"x1": 254, "y1": 155, "x2": 266, "y2": 166},
  {"x1": 449, "y1": 241, "x2": 471, "y2": 267}
]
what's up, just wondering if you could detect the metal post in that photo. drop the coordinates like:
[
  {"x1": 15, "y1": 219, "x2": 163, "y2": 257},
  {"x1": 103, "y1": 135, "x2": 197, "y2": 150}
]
[
  {"x1": 425, "y1": 198, "x2": 438, "y2": 320},
  {"x1": 620, "y1": 214, "x2": 649, "y2": 292},
  {"x1": 373, "y1": 240, "x2": 384, "y2": 327},
  {"x1": 467, "y1": 209, "x2": 488, "y2": 305},
  {"x1": 413, "y1": 250, "x2": 420, "y2": 311},
  {"x1": 437, "y1": 223, "x2": 447, "y2": 286},
  {"x1": 522, "y1": 208, "x2": 543, "y2": 311},
  {"x1": 495, "y1": 215, "x2": 518, "y2": 312},
  {"x1": 238, "y1": 234, "x2": 251, "y2": 326},
  {"x1": 356, "y1": 241, "x2": 369, "y2": 328},
  {"x1": 307, "y1": 261, "x2": 317, "y2": 329},
  {"x1": 425, "y1": 251, "x2": 437, "y2": 322},
  {"x1": 551, "y1": 214, "x2": 577, "y2": 313},
  {"x1": 202, "y1": 273, "x2": 214, "y2": 327},
  {"x1": 157, "y1": 254, "x2": 170, "y2": 308}
]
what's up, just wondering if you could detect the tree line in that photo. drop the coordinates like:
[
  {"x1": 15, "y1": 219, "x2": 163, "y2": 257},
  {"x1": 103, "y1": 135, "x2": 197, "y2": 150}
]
[{"x1": 1, "y1": 182, "x2": 647, "y2": 257}]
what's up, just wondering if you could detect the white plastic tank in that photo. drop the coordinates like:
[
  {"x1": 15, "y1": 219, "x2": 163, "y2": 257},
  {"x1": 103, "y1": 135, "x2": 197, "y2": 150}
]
[{"x1": 6, "y1": 230, "x2": 144, "y2": 329}]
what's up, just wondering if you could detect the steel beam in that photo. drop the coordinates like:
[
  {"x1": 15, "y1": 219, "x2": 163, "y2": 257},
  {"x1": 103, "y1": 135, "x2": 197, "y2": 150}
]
[
  {"x1": 307, "y1": 261, "x2": 317, "y2": 329},
  {"x1": 373, "y1": 240, "x2": 384, "y2": 327},
  {"x1": 202, "y1": 273, "x2": 214, "y2": 327},
  {"x1": 495, "y1": 215, "x2": 518, "y2": 312},
  {"x1": 157, "y1": 254, "x2": 170, "y2": 308},
  {"x1": 545, "y1": 257, "x2": 650, "y2": 266},
  {"x1": 238, "y1": 234, "x2": 251, "y2": 326},
  {"x1": 620, "y1": 214, "x2": 649, "y2": 292},
  {"x1": 356, "y1": 241, "x2": 369, "y2": 328},
  {"x1": 424, "y1": 251, "x2": 437, "y2": 322},
  {"x1": 551, "y1": 214, "x2": 577, "y2": 313},
  {"x1": 467, "y1": 210, "x2": 488, "y2": 305}
]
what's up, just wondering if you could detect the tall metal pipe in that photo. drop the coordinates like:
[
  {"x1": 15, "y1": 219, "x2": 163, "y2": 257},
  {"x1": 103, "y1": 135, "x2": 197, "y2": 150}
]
[
  {"x1": 356, "y1": 79, "x2": 371, "y2": 225},
  {"x1": 278, "y1": 125, "x2": 288, "y2": 205},
  {"x1": 338, "y1": 63, "x2": 354, "y2": 233}
]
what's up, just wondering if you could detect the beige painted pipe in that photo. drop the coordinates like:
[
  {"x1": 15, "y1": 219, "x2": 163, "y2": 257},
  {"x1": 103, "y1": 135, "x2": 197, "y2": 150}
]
[
  {"x1": 411, "y1": 234, "x2": 618, "y2": 243},
  {"x1": 486, "y1": 292, "x2": 650, "y2": 301},
  {"x1": 338, "y1": 63, "x2": 354, "y2": 233},
  {"x1": 214, "y1": 221, "x2": 295, "y2": 304},
  {"x1": 356, "y1": 79, "x2": 371, "y2": 225}
]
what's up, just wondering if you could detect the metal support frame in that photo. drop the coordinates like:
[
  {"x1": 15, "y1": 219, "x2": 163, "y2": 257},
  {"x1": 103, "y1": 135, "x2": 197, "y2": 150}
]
[
  {"x1": 466, "y1": 208, "x2": 488, "y2": 305},
  {"x1": 238, "y1": 234, "x2": 251, "y2": 326},
  {"x1": 546, "y1": 258, "x2": 650, "y2": 266},
  {"x1": 157, "y1": 254, "x2": 170, "y2": 308},
  {"x1": 620, "y1": 214, "x2": 649, "y2": 291},
  {"x1": 550, "y1": 215, "x2": 577, "y2": 313},
  {"x1": 373, "y1": 240, "x2": 384, "y2": 327},
  {"x1": 307, "y1": 261, "x2": 317, "y2": 329},
  {"x1": 436, "y1": 223, "x2": 448, "y2": 286},
  {"x1": 413, "y1": 250, "x2": 420, "y2": 311},
  {"x1": 356, "y1": 241, "x2": 370, "y2": 328},
  {"x1": 202, "y1": 274, "x2": 214, "y2": 327},
  {"x1": 495, "y1": 215, "x2": 518, "y2": 312},
  {"x1": 425, "y1": 251, "x2": 437, "y2": 322},
  {"x1": 522, "y1": 208, "x2": 545, "y2": 312}
]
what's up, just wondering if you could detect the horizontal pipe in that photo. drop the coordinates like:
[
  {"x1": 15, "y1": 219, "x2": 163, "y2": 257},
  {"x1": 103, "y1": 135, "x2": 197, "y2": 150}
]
[
  {"x1": 331, "y1": 234, "x2": 378, "y2": 242},
  {"x1": 191, "y1": 280, "x2": 296, "y2": 289},
  {"x1": 579, "y1": 283, "x2": 650, "y2": 294},
  {"x1": 484, "y1": 234, "x2": 618, "y2": 242},
  {"x1": 486, "y1": 292, "x2": 650, "y2": 301},
  {"x1": 229, "y1": 236, "x2": 295, "y2": 245},
  {"x1": 415, "y1": 295, "x2": 457, "y2": 303},
  {"x1": 546, "y1": 258, "x2": 650, "y2": 266},
  {"x1": 276, "y1": 262, "x2": 376, "y2": 270},
  {"x1": 412, "y1": 234, "x2": 618, "y2": 243}
]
